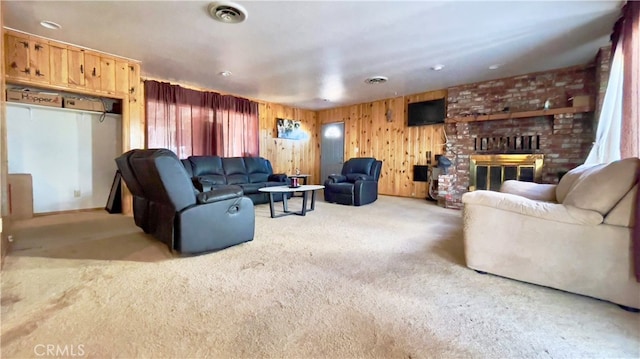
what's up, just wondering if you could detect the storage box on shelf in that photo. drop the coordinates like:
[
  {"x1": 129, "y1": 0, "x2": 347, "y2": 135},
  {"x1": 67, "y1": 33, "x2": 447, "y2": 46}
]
[
  {"x1": 6, "y1": 88, "x2": 62, "y2": 108},
  {"x1": 63, "y1": 97, "x2": 105, "y2": 112}
]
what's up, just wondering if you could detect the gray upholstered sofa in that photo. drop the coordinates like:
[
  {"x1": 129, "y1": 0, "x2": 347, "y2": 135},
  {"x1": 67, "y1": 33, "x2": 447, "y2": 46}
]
[
  {"x1": 182, "y1": 156, "x2": 290, "y2": 204},
  {"x1": 462, "y1": 157, "x2": 640, "y2": 309}
]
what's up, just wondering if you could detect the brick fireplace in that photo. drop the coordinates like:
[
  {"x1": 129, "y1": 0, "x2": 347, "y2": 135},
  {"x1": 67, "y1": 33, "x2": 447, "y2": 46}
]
[{"x1": 436, "y1": 51, "x2": 611, "y2": 208}]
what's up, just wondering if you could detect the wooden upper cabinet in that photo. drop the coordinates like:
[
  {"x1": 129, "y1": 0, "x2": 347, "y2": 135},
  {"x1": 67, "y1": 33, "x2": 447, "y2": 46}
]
[
  {"x1": 83, "y1": 52, "x2": 101, "y2": 92},
  {"x1": 115, "y1": 60, "x2": 129, "y2": 95},
  {"x1": 4, "y1": 29, "x2": 141, "y2": 98},
  {"x1": 5, "y1": 32, "x2": 31, "y2": 80},
  {"x1": 28, "y1": 38, "x2": 50, "y2": 83},
  {"x1": 100, "y1": 57, "x2": 116, "y2": 94},
  {"x1": 49, "y1": 44, "x2": 68, "y2": 86},
  {"x1": 128, "y1": 62, "x2": 140, "y2": 102},
  {"x1": 67, "y1": 47, "x2": 85, "y2": 88}
]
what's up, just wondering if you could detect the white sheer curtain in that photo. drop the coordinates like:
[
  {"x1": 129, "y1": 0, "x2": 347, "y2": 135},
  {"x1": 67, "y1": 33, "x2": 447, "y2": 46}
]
[{"x1": 585, "y1": 40, "x2": 624, "y2": 164}]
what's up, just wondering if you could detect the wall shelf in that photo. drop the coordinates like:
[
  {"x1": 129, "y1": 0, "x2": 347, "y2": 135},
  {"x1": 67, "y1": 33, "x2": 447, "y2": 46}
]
[
  {"x1": 7, "y1": 101, "x2": 121, "y2": 117},
  {"x1": 446, "y1": 106, "x2": 594, "y2": 123}
]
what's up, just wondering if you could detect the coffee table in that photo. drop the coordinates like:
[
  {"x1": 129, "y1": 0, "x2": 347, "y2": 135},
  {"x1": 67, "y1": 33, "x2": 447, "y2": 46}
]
[{"x1": 258, "y1": 185, "x2": 324, "y2": 218}]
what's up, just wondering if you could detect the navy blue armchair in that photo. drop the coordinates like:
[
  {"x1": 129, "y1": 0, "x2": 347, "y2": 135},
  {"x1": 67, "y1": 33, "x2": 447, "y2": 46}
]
[{"x1": 324, "y1": 157, "x2": 382, "y2": 206}]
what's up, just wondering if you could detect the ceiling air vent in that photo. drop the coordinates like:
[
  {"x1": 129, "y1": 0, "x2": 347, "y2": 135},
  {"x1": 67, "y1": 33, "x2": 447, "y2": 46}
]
[
  {"x1": 208, "y1": 1, "x2": 248, "y2": 24},
  {"x1": 365, "y1": 76, "x2": 388, "y2": 84}
]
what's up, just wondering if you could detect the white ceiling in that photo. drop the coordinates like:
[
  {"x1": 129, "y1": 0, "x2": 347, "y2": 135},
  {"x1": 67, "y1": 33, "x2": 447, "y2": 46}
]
[{"x1": 3, "y1": 1, "x2": 622, "y2": 110}]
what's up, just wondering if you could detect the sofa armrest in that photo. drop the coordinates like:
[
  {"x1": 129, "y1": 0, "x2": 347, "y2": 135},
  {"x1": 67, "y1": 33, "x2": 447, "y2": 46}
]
[
  {"x1": 268, "y1": 173, "x2": 288, "y2": 182},
  {"x1": 196, "y1": 186, "x2": 244, "y2": 204},
  {"x1": 346, "y1": 173, "x2": 374, "y2": 182},
  {"x1": 327, "y1": 174, "x2": 347, "y2": 183},
  {"x1": 192, "y1": 178, "x2": 211, "y2": 192},
  {"x1": 500, "y1": 180, "x2": 557, "y2": 202},
  {"x1": 462, "y1": 190, "x2": 603, "y2": 225}
]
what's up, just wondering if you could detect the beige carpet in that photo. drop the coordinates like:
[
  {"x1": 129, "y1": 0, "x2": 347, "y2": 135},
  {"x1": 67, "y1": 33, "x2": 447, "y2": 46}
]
[{"x1": 1, "y1": 195, "x2": 639, "y2": 358}]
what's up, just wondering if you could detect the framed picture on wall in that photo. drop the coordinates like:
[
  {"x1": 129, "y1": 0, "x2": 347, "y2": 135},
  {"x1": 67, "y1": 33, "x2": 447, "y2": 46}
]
[{"x1": 276, "y1": 118, "x2": 308, "y2": 140}]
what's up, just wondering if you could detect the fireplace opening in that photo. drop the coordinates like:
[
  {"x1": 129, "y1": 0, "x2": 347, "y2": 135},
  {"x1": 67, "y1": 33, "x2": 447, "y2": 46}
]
[{"x1": 469, "y1": 154, "x2": 543, "y2": 191}]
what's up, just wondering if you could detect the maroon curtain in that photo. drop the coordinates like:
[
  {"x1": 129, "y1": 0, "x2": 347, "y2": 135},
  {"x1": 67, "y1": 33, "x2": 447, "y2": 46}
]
[
  {"x1": 145, "y1": 80, "x2": 259, "y2": 158},
  {"x1": 613, "y1": 2, "x2": 640, "y2": 282},
  {"x1": 620, "y1": 2, "x2": 639, "y2": 159},
  {"x1": 213, "y1": 95, "x2": 260, "y2": 157},
  {"x1": 145, "y1": 81, "x2": 212, "y2": 157}
]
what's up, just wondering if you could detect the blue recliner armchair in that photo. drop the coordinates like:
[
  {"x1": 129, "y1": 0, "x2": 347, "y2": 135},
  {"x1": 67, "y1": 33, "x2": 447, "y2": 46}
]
[
  {"x1": 324, "y1": 157, "x2": 383, "y2": 206},
  {"x1": 116, "y1": 149, "x2": 255, "y2": 254}
]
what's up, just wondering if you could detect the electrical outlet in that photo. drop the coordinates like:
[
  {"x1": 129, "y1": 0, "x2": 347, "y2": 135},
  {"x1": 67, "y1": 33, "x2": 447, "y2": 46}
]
[{"x1": 74, "y1": 190, "x2": 81, "y2": 197}]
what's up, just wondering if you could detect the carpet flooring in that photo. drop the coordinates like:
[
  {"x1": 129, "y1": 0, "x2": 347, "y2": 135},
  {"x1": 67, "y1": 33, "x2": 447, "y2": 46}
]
[{"x1": 1, "y1": 195, "x2": 639, "y2": 358}]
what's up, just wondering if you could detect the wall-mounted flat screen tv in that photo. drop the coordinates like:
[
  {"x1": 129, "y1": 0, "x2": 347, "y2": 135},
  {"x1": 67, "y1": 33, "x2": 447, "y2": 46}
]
[{"x1": 407, "y1": 98, "x2": 446, "y2": 126}]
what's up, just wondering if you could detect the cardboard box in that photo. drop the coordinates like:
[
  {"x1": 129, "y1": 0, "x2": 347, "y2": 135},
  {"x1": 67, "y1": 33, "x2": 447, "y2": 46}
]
[
  {"x1": 6, "y1": 89, "x2": 62, "y2": 108},
  {"x1": 8, "y1": 174, "x2": 33, "y2": 220},
  {"x1": 63, "y1": 97, "x2": 105, "y2": 112},
  {"x1": 571, "y1": 95, "x2": 592, "y2": 108}
]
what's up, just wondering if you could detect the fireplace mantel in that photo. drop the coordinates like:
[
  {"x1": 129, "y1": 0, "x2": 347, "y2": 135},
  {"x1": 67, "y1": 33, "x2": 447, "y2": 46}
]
[{"x1": 446, "y1": 105, "x2": 593, "y2": 123}]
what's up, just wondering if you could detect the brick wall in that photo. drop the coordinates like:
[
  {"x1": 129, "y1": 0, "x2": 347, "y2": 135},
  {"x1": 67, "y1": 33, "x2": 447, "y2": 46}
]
[{"x1": 440, "y1": 63, "x2": 602, "y2": 208}]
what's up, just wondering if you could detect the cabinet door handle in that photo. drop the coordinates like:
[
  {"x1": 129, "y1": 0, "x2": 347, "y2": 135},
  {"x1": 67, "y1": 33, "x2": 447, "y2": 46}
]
[
  {"x1": 80, "y1": 65, "x2": 84, "y2": 74},
  {"x1": 35, "y1": 69, "x2": 45, "y2": 77},
  {"x1": 19, "y1": 41, "x2": 28, "y2": 48},
  {"x1": 21, "y1": 68, "x2": 30, "y2": 75},
  {"x1": 92, "y1": 68, "x2": 96, "y2": 76},
  {"x1": 10, "y1": 62, "x2": 17, "y2": 69},
  {"x1": 129, "y1": 87, "x2": 135, "y2": 94},
  {"x1": 34, "y1": 44, "x2": 43, "y2": 51}
]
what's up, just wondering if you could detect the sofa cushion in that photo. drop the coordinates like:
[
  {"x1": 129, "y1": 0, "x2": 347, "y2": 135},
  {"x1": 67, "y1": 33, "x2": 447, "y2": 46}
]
[
  {"x1": 244, "y1": 157, "x2": 271, "y2": 183},
  {"x1": 462, "y1": 190, "x2": 603, "y2": 225},
  {"x1": 346, "y1": 173, "x2": 373, "y2": 182},
  {"x1": 196, "y1": 174, "x2": 227, "y2": 186},
  {"x1": 222, "y1": 157, "x2": 249, "y2": 185},
  {"x1": 563, "y1": 157, "x2": 640, "y2": 215},
  {"x1": 500, "y1": 180, "x2": 557, "y2": 202},
  {"x1": 604, "y1": 184, "x2": 637, "y2": 227},
  {"x1": 188, "y1": 156, "x2": 224, "y2": 177},
  {"x1": 555, "y1": 163, "x2": 600, "y2": 203},
  {"x1": 343, "y1": 158, "x2": 374, "y2": 175},
  {"x1": 325, "y1": 182, "x2": 354, "y2": 195}
]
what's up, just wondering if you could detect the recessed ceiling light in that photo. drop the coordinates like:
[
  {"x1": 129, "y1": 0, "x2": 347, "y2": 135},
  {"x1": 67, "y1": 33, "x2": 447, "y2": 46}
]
[
  {"x1": 219, "y1": 71, "x2": 232, "y2": 77},
  {"x1": 365, "y1": 76, "x2": 388, "y2": 84},
  {"x1": 489, "y1": 64, "x2": 502, "y2": 70},
  {"x1": 40, "y1": 21, "x2": 61, "y2": 30},
  {"x1": 431, "y1": 64, "x2": 445, "y2": 71},
  {"x1": 208, "y1": 1, "x2": 248, "y2": 24}
]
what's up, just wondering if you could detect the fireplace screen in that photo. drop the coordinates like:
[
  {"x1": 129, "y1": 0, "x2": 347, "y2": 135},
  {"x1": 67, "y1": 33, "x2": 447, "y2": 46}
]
[{"x1": 469, "y1": 154, "x2": 544, "y2": 191}]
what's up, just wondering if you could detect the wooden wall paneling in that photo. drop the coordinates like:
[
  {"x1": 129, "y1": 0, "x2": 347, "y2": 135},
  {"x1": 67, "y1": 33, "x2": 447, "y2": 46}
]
[
  {"x1": 258, "y1": 102, "x2": 317, "y2": 183},
  {"x1": 317, "y1": 90, "x2": 447, "y2": 199}
]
